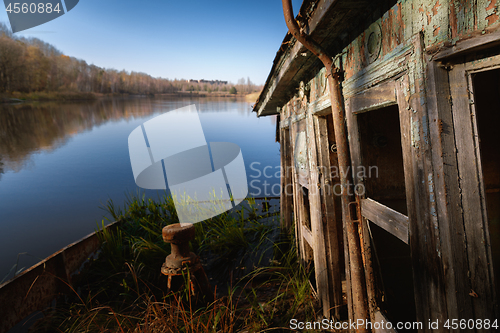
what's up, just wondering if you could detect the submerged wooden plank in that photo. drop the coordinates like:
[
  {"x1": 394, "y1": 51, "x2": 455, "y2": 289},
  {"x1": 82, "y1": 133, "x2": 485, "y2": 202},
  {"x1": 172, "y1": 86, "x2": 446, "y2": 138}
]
[
  {"x1": 0, "y1": 220, "x2": 121, "y2": 333},
  {"x1": 361, "y1": 198, "x2": 409, "y2": 244}
]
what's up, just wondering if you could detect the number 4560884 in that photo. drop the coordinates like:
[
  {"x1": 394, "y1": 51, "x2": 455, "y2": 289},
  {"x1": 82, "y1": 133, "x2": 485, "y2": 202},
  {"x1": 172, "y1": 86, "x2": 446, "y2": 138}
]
[
  {"x1": 444, "y1": 319, "x2": 498, "y2": 330},
  {"x1": 6, "y1": 3, "x2": 61, "y2": 14}
]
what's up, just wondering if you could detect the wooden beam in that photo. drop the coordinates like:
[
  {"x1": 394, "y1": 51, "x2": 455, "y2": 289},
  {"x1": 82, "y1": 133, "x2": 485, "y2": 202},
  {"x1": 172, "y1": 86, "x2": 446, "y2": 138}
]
[
  {"x1": 301, "y1": 224, "x2": 314, "y2": 248},
  {"x1": 255, "y1": 0, "x2": 373, "y2": 116},
  {"x1": 425, "y1": 59, "x2": 475, "y2": 323},
  {"x1": 397, "y1": 35, "x2": 449, "y2": 327},
  {"x1": 449, "y1": 63, "x2": 497, "y2": 320},
  {"x1": 373, "y1": 311, "x2": 397, "y2": 333},
  {"x1": 314, "y1": 115, "x2": 343, "y2": 319},
  {"x1": 289, "y1": 120, "x2": 309, "y2": 263},
  {"x1": 280, "y1": 126, "x2": 294, "y2": 231},
  {"x1": 342, "y1": 43, "x2": 412, "y2": 98},
  {"x1": 0, "y1": 220, "x2": 122, "y2": 333},
  {"x1": 305, "y1": 111, "x2": 332, "y2": 318},
  {"x1": 349, "y1": 81, "x2": 397, "y2": 114},
  {"x1": 430, "y1": 26, "x2": 500, "y2": 61},
  {"x1": 360, "y1": 198, "x2": 409, "y2": 244},
  {"x1": 345, "y1": 98, "x2": 378, "y2": 324}
]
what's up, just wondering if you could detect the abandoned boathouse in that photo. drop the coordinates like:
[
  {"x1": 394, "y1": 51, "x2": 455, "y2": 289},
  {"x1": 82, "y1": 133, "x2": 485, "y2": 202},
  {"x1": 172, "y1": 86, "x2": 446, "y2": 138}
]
[{"x1": 254, "y1": 0, "x2": 500, "y2": 330}]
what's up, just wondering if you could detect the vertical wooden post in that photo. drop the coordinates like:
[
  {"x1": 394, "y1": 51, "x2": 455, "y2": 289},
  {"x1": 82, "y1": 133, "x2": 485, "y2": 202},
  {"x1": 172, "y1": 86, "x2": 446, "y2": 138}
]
[
  {"x1": 306, "y1": 111, "x2": 332, "y2": 318},
  {"x1": 396, "y1": 34, "x2": 448, "y2": 329},
  {"x1": 448, "y1": 63, "x2": 497, "y2": 323},
  {"x1": 345, "y1": 100, "x2": 378, "y2": 325},
  {"x1": 314, "y1": 115, "x2": 343, "y2": 320},
  {"x1": 280, "y1": 123, "x2": 293, "y2": 232},
  {"x1": 289, "y1": 118, "x2": 309, "y2": 263},
  {"x1": 425, "y1": 59, "x2": 475, "y2": 323},
  {"x1": 281, "y1": 1, "x2": 369, "y2": 327}
]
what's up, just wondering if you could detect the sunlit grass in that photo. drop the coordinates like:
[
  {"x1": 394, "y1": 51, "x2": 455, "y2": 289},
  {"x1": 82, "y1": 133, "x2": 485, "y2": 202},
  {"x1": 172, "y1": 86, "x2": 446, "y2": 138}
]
[{"x1": 34, "y1": 192, "x2": 320, "y2": 332}]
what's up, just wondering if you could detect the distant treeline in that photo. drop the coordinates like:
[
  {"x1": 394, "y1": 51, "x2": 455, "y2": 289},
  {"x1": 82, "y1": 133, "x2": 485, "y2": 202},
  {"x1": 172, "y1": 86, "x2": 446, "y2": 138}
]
[{"x1": 0, "y1": 23, "x2": 261, "y2": 96}]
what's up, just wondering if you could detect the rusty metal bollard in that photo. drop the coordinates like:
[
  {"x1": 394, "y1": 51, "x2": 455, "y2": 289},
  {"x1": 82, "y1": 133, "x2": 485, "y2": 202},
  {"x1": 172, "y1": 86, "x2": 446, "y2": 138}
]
[{"x1": 161, "y1": 223, "x2": 213, "y2": 303}]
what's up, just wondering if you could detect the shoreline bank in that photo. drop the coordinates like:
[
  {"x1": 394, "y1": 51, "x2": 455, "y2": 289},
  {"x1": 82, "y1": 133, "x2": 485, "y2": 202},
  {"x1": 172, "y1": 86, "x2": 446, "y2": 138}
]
[{"x1": 0, "y1": 91, "x2": 257, "y2": 103}]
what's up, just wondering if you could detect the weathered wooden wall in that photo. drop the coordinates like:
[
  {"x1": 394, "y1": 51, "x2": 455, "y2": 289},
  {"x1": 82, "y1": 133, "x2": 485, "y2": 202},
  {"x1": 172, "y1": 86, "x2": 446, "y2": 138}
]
[
  {"x1": 271, "y1": 0, "x2": 500, "y2": 330},
  {"x1": 343, "y1": 0, "x2": 500, "y2": 81}
]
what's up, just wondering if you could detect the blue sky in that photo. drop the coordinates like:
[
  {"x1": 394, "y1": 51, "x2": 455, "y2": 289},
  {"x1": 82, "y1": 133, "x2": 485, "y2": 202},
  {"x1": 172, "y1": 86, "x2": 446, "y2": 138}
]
[{"x1": 0, "y1": 0, "x2": 303, "y2": 84}]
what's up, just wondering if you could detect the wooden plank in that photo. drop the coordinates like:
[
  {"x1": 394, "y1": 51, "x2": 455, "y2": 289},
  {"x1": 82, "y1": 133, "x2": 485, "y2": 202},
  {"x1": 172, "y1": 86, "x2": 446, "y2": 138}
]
[
  {"x1": 464, "y1": 53, "x2": 500, "y2": 72},
  {"x1": 425, "y1": 59, "x2": 474, "y2": 323},
  {"x1": 349, "y1": 81, "x2": 397, "y2": 114},
  {"x1": 342, "y1": 43, "x2": 413, "y2": 97},
  {"x1": 397, "y1": 35, "x2": 448, "y2": 327},
  {"x1": 345, "y1": 99, "x2": 378, "y2": 325},
  {"x1": 431, "y1": 27, "x2": 500, "y2": 61},
  {"x1": 449, "y1": 63, "x2": 497, "y2": 323},
  {"x1": 254, "y1": 0, "x2": 374, "y2": 116},
  {"x1": 360, "y1": 198, "x2": 408, "y2": 244},
  {"x1": 305, "y1": 111, "x2": 332, "y2": 318},
  {"x1": 301, "y1": 224, "x2": 314, "y2": 248},
  {"x1": 284, "y1": 129, "x2": 294, "y2": 231},
  {"x1": 396, "y1": 74, "x2": 433, "y2": 329},
  {"x1": 280, "y1": 126, "x2": 294, "y2": 231},
  {"x1": 0, "y1": 220, "x2": 122, "y2": 333},
  {"x1": 289, "y1": 117, "x2": 306, "y2": 263},
  {"x1": 372, "y1": 311, "x2": 397, "y2": 333},
  {"x1": 314, "y1": 115, "x2": 343, "y2": 319}
]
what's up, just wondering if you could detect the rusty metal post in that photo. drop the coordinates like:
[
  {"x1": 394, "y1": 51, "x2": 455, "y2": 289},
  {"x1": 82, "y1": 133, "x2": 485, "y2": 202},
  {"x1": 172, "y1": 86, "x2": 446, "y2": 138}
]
[
  {"x1": 161, "y1": 223, "x2": 212, "y2": 303},
  {"x1": 281, "y1": 0, "x2": 370, "y2": 330}
]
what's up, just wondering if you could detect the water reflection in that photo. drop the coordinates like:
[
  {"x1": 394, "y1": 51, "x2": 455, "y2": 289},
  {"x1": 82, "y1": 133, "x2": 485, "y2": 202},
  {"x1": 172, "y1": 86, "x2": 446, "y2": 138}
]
[
  {"x1": 0, "y1": 96, "x2": 279, "y2": 282},
  {"x1": 0, "y1": 97, "x2": 256, "y2": 176}
]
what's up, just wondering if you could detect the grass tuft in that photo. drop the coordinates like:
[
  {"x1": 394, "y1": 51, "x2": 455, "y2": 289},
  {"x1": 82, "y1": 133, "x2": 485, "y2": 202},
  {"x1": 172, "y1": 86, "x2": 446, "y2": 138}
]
[{"x1": 33, "y1": 193, "x2": 321, "y2": 332}]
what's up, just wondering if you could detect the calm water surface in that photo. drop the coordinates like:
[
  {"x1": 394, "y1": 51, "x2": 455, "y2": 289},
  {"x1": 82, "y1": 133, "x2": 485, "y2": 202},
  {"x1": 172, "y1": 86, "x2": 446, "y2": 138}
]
[{"x1": 0, "y1": 97, "x2": 280, "y2": 282}]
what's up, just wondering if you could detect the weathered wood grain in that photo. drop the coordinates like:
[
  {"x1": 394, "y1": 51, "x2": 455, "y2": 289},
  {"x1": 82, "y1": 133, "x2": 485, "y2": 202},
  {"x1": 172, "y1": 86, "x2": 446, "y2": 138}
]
[
  {"x1": 280, "y1": 126, "x2": 294, "y2": 232},
  {"x1": 450, "y1": 63, "x2": 497, "y2": 324},
  {"x1": 360, "y1": 198, "x2": 409, "y2": 244},
  {"x1": 314, "y1": 115, "x2": 343, "y2": 319},
  {"x1": 342, "y1": 44, "x2": 412, "y2": 98},
  {"x1": 431, "y1": 26, "x2": 500, "y2": 61},
  {"x1": 398, "y1": 35, "x2": 449, "y2": 327},
  {"x1": 425, "y1": 58, "x2": 475, "y2": 324},
  {"x1": 305, "y1": 111, "x2": 332, "y2": 318},
  {"x1": 349, "y1": 81, "x2": 397, "y2": 114},
  {"x1": 301, "y1": 224, "x2": 313, "y2": 248},
  {"x1": 289, "y1": 119, "x2": 307, "y2": 263},
  {"x1": 345, "y1": 99, "x2": 378, "y2": 325}
]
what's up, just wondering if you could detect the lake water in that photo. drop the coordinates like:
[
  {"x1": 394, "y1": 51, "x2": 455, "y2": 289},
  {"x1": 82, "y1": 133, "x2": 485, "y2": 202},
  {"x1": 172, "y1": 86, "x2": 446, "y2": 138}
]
[{"x1": 0, "y1": 97, "x2": 280, "y2": 282}]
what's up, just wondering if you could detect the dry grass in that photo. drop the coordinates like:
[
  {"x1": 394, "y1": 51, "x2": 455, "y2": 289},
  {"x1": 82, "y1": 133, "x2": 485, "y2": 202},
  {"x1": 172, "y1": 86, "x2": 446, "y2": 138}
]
[
  {"x1": 244, "y1": 92, "x2": 261, "y2": 104},
  {"x1": 31, "y1": 193, "x2": 321, "y2": 332}
]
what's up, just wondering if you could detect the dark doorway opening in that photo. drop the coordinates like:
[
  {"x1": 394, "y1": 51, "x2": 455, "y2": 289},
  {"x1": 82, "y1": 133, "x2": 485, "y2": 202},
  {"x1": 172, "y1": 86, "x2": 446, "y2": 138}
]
[
  {"x1": 357, "y1": 104, "x2": 416, "y2": 330},
  {"x1": 472, "y1": 69, "x2": 500, "y2": 300}
]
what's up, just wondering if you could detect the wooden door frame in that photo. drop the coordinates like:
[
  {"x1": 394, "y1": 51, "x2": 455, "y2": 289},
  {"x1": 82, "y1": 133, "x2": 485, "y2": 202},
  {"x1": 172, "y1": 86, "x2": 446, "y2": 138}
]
[{"x1": 446, "y1": 55, "x2": 500, "y2": 320}]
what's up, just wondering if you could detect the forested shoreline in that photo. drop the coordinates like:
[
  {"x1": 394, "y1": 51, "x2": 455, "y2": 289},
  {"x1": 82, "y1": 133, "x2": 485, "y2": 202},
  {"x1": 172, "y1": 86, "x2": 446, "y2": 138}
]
[{"x1": 0, "y1": 23, "x2": 260, "y2": 100}]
